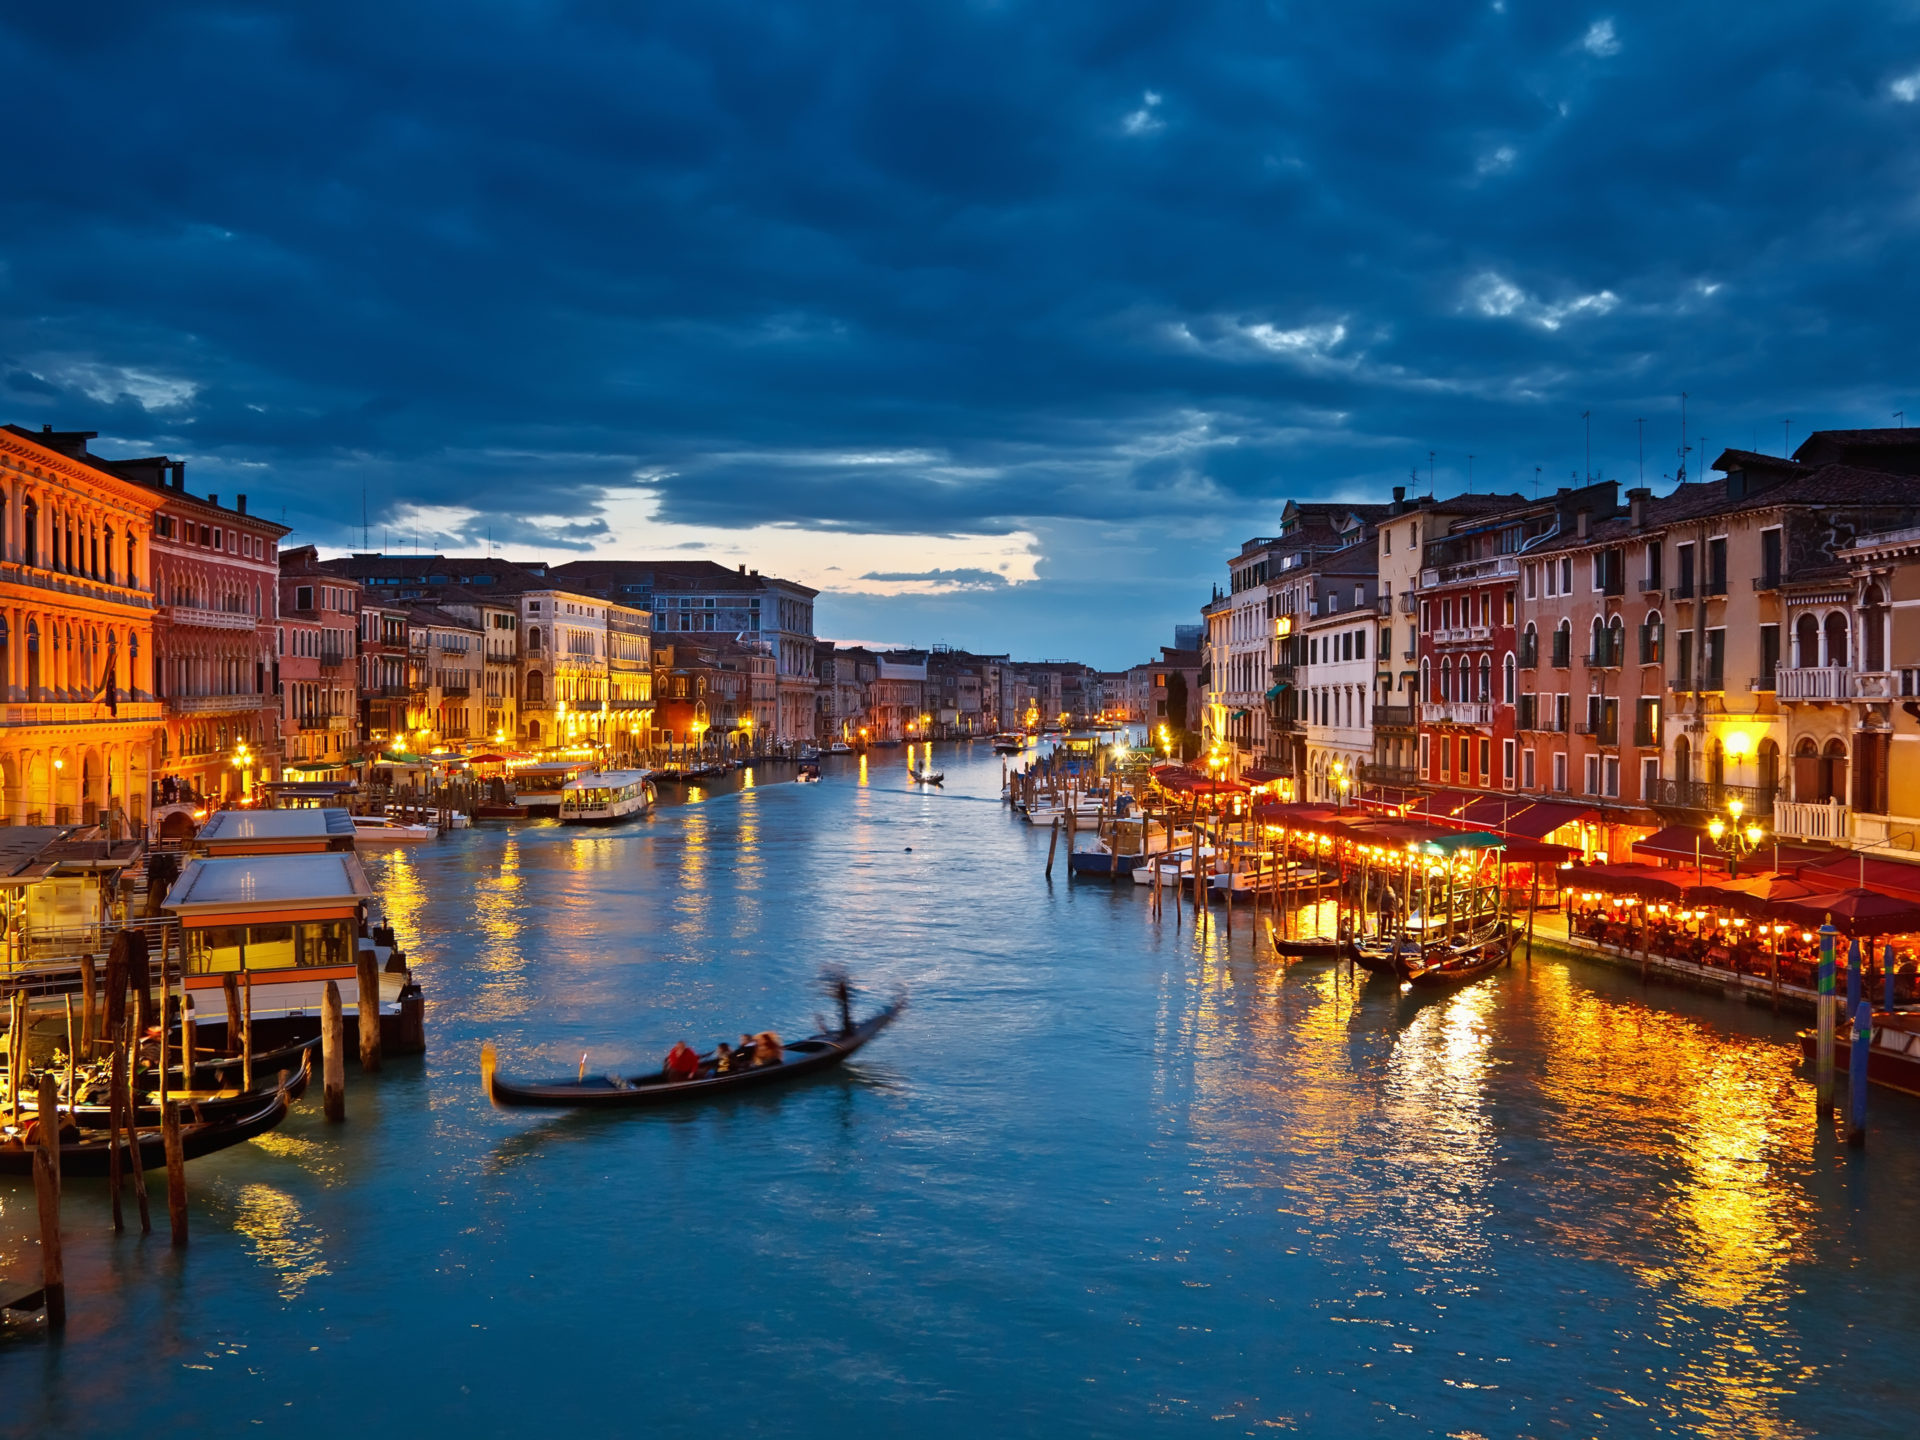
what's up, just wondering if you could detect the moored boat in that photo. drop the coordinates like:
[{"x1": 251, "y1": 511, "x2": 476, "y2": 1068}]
[
  {"x1": 512, "y1": 761, "x2": 585, "y2": 816},
  {"x1": 559, "y1": 770, "x2": 657, "y2": 824},
  {"x1": 353, "y1": 814, "x2": 438, "y2": 845},
  {"x1": 0, "y1": 1092, "x2": 290, "y2": 1178},
  {"x1": 482, "y1": 1002, "x2": 903, "y2": 1109},
  {"x1": 1799, "y1": 1008, "x2": 1920, "y2": 1097}
]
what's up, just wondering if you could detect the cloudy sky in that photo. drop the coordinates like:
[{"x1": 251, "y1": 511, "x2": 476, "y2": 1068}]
[{"x1": 5, "y1": 3, "x2": 1918, "y2": 667}]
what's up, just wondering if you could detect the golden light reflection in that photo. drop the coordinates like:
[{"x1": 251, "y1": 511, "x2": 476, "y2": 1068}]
[
  {"x1": 232, "y1": 1182, "x2": 330, "y2": 1300},
  {"x1": 857, "y1": 753, "x2": 869, "y2": 786}
]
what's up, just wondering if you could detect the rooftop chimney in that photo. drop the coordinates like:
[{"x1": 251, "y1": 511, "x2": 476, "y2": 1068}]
[
  {"x1": 1392, "y1": 484, "x2": 1406, "y2": 506},
  {"x1": 738, "y1": 564, "x2": 746, "y2": 574},
  {"x1": 208, "y1": 495, "x2": 218, "y2": 509},
  {"x1": 171, "y1": 460, "x2": 186, "y2": 490},
  {"x1": 236, "y1": 494, "x2": 247, "y2": 514},
  {"x1": 1626, "y1": 486, "x2": 1650, "y2": 530}
]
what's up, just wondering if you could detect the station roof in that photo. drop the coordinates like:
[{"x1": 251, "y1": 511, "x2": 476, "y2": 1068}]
[
  {"x1": 196, "y1": 808, "x2": 357, "y2": 854},
  {"x1": 165, "y1": 852, "x2": 373, "y2": 921}
]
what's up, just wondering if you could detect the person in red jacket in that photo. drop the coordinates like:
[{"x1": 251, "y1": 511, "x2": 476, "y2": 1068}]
[{"x1": 663, "y1": 1041, "x2": 701, "y2": 1081}]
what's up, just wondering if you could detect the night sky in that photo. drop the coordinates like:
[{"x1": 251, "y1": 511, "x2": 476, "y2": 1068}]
[{"x1": 5, "y1": 3, "x2": 1917, "y2": 668}]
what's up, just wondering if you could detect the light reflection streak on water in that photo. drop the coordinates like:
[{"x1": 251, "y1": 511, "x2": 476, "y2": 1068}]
[
  {"x1": 230, "y1": 1183, "x2": 330, "y2": 1301},
  {"x1": 375, "y1": 849, "x2": 426, "y2": 958},
  {"x1": 1524, "y1": 965, "x2": 1818, "y2": 1436},
  {"x1": 472, "y1": 831, "x2": 529, "y2": 1021}
]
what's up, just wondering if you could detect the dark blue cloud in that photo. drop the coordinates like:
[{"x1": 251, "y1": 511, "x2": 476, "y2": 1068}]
[{"x1": 3, "y1": 1, "x2": 1918, "y2": 665}]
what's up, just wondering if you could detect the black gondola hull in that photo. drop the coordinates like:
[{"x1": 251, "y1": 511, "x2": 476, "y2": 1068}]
[
  {"x1": 484, "y1": 1005, "x2": 902, "y2": 1110},
  {"x1": 0, "y1": 1094, "x2": 290, "y2": 1178}
]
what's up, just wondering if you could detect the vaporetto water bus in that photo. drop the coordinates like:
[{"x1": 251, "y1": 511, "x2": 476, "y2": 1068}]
[{"x1": 559, "y1": 770, "x2": 658, "y2": 825}]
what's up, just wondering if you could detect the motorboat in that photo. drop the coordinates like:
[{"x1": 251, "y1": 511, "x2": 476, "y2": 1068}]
[
  {"x1": 352, "y1": 815, "x2": 438, "y2": 845},
  {"x1": 827, "y1": 741, "x2": 854, "y2": 754},
  {"x1": 559, "y1": 770, "x2": 657, "y2": 824},
  {"x1": 796, "y1": 764, "x2": 823, "y2": 783}
]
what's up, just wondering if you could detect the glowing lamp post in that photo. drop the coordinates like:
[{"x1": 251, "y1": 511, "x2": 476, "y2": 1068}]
[{"x1": 1706, "y1": 797, "x2": 1766, "y2": 879}]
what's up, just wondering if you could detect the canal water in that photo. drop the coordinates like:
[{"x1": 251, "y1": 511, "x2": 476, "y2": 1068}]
[{"x1": 6, "y1": 744, "x2": 1920, "y2": 1437}]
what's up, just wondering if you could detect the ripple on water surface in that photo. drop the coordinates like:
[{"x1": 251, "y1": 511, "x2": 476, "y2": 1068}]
[{"x1": 6, "y1": 748, "x2": 1920, "y2": 1437}]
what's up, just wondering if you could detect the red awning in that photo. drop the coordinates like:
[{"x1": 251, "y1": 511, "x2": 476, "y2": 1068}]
[
  {"x1": 1565, "y1": 862, "x2": 1688, "y2": 902},
  {"x1": 1797, "y1": 853, "x2": 1920, "y2": 904},
  {"x1": 1632, "y1": 825, "x2": 1710, "y2": 863},
  {"x1": 1241, "y1": 768, "x2": 1288, "y2": 786},
  {"x1": 1501, "y1": 801, "x2": 1595, "y2": 839},
  {"x1": 1359, "y1": 786, "x2": 1418, "y2": 811},
  {"x1": 1407, "y1": 790, "x2": 1484, "y2": 824}
]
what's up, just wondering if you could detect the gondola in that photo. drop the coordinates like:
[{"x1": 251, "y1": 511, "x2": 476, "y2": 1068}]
[
  {"x1": 10, "y1": 1051, "x2": 312, "y2": 1130},
  {"x1": 482, "y1": 1002, "x2": 903, "y2": 1110},
  {"x1": 1397, "y1": 922, "x2": 1514, "y2": 988},
  {"x1": 0, "y1": 1092, "x2": 290, "y2": 1178},
  {"x1": 796, "y1": 764, "x2": 822, "y2": 783},
  {"x1": 1264, "y1": 920, "x2": 1351, "y2": 962},
  {"x1": 908, "y1": 769, "x2": 944, "y2": 785}
]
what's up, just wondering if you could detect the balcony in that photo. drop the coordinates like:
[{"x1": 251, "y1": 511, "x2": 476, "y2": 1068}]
[
  {"x1": 1752, "y1": 572, "x2": 1784, "y2": 593},
  {"x1": 1647, "y1": 779, "x2": 1776, "y2": 817},
  {"x1": 1375, "y1": 595, "x2": 1393, "y2": 616},
  {"x1": 1774, "y1": 798, "x2": 1850, "y2": 843},
  {"x1": 1398, "y1": 592, "x2": 1419, "y2": 614},
  {"x1": 1670, "y1": 582, "x2": 1695, "y2": 602},
  {"x1": 1550, "y1": 640, "x2": 1572, "y2": 669},
  {"x1": 1516, "y1": 697, "x2": 1539, "y2": 731},
  {"x1": 327, "y1": 715, "x2": 351, "y2": 731},
  {"x1": 1584, "y1": 641, "x2": 1624, "y2": 670},
  {"x1": 0, "y1": 700, "x2": 163, "y2": 726},
  {"x1": 1373, "y1": 703, "x2": 1416, "y2": 730},
  {"x1": 1426, "y1": 554, "x2": 1519, "y2": 587},
  {"x1": 170, "y1": 604, "x2": 257, "y2": 631},
  {"x1": 1776, "y1": 666, "x2": 1853, "y2": 702},
  {"x1": 1420, "y1": 700, "x2": 1492, "y2": 726},
  {"x1": 1574, "y1": 719, "x2": 1619, "y2": 746},
  {"x1": 318, "y1": 650, "x2": 347, "y2": 671},
  {"x1": 1638, "y1": 573, "x2": 1662, "y2": 594},
  {"x1": 441, "y1": 684, "x2": 472, "y2": 697},
  {"x1": 1669, "y1": 671, "x2": 1725, "y2": 694},
  {"x1": 1401, "y1": 647, "x2": 1417, "y2": 661},
  {"x1": 1360, "y1": 763, "x2": 1421, "y2": 786},
  {"x1": 171, "y1": 693, "x2": 266, "y2": 715},
  {"x1": 1433, "y1": 626, "x2": 1475, "y2": 645}
]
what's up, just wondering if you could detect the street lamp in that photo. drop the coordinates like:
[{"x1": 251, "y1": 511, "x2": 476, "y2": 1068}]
[
  {"x1": 1331, "y1": 757, "x2": 1351, "y2": 809},
  {"x1": 1706, "y1": 797, "x2": 1766, "y2": 879}
]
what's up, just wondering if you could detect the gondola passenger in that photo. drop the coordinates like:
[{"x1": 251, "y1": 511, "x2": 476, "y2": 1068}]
[
  {"x1": 753, "y1": 1031, "x2": 784, "y2": 1066},
  {"x1": 712, "y1": 1041, "x2": 735, "y2": 1074},
  {"x1": 663, "y1": 1041, "x2": 701, "y2": 1082}
]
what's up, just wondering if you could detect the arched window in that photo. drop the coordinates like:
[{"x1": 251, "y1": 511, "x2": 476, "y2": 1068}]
[
  {"x1": 25, "y1": 619, "x2": 40, "y2": 702},
  {"x1": 102, "y1": 528, "x2": 115, "y2": 584},
  {"x1": 526, "y1": 670, "x2": 545, "y2": 703},
  {"x1": 1864, "y1": 584, "x2": 1889, "y2": 671},
  {"x1": 1503, "y1": 651, "x2": 1516, "y2": 704},
  {"x1": 1824, "y1": 611, "x2": 1848, "y2": 668},
  {"x1": 1642, "y1": 611, "x2": 1664, "y2": 664},
  {"x1": 1589, "y1": 616, "x2": 1605, "y2": 663},
  {"x1": 1793, "y1": 737, "x2": 1820, "y2": 802},
  {"x1": 1823, "y1": 738, "x2": 1849, "y2": 803},
  {"x1": 1757, "y1": 738, "x2": 1780, "y2": 797},
  {"x1": 1555, "y1": 618, "x2": 1572, "y2": 667},
  {"x1": 1607, "y1": 615, "x2": 1625, "y2": 666},
  {"x1": 1674, "y1": 733, "x2": 1691, "y2": 787},
  {"x1": 1420, "y1": 656, "x2": 1431, "y2": 700},
  {"x1": 1477, "y1": 654, "x2": 1492, "y2": 703},
  {"x1": 22, "y1": 497, "x2": 37, "y2": 567},
  {"x1": 1522, "y1": 622, "x2": 1538, "y2": 667},
  {"x1": 1439, "y1": 658, "x2": 1452, "y2": 702},
  {"x1": 1795, "y1": 613, "x2": 1819, "y2": 668}
]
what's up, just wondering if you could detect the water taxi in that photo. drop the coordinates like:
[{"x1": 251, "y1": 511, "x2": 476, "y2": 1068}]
[
  {"x1": 559, "y1": 770, "x2": 657, "y2": 825},
  {"x1": 352, "y1": 814, "x2": 438, "y2": 845},
  {"x1": 513, "y1": 761, "x2": 585, "y2": 816}
]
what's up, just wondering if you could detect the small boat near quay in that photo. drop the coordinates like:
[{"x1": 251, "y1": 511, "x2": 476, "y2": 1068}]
[
  {"x1": 482, "y1": 1001, "x2": 904, "y2": 1110},
  {"x1": 1799, "y1": 1008, "x2": 1920, "y2": 1097},
  {"x1": 0, "y1": 1092, "x2": 290, "y2": 1178},
  {"x1": 10, "y1": 1051, "x2": 313, "y2": 1129},
  {"x1": 559, "y1": 770, "x2": 657, "y2": 824},
  {"x1": 352, "y1": 815, "x2": 438, "y2": 845},
  {"x1": 909, "y1": 769, "x2": 945, "y2": 786}
]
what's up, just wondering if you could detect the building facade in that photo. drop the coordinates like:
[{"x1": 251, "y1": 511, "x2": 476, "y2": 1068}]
[{"x1": 0, "y1": 427, "x2": 164, "y2": 827}]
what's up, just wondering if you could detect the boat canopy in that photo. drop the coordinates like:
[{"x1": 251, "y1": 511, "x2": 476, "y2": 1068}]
[{"x1": 195, "y1": 808, "x2": 357, "y2": 856}]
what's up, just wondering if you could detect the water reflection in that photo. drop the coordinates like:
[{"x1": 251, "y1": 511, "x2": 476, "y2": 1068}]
[{"x1": 229, "y1": 1183, "x2": 330, "y2": 1301}]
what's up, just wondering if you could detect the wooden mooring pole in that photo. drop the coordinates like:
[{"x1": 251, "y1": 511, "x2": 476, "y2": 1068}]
[
  {"x1": 322, "y1": 981, "x2": 347, "y2": 1122},
  {"x1": 1816, "y1": 920, "x2": 1838, "y2": 1116},
  {"x1": 1848, "y1": 1000, "x2": 1871, "y2": 1149},
  {"x1": 357, "y1": 947, "x2": 383, "y2": 1073},
  {"x1": 1045, "y1": 817, "x2": 1060, "y2": 880},
  {"x1": 162, "y1": 1099, "x2": 188, "y2": 1246},
  {"x1": 34, "y1": 1073, "x2": 65, "y2": 1327}
]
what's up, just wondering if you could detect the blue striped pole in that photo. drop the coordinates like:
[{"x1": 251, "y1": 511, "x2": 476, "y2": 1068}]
[
  {"x1": 1848, "y1": 937, "x2": 1863, "y2": 1013},
  {"x1": 1817, "y1": 920, "x2": 1838, "y2": 1114},
  {"x1": 1849, "y1": 1000, "x2": 1871, "y2": 1149}
]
